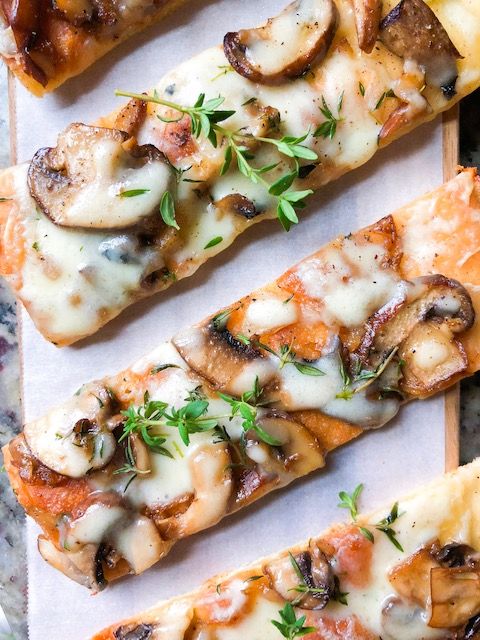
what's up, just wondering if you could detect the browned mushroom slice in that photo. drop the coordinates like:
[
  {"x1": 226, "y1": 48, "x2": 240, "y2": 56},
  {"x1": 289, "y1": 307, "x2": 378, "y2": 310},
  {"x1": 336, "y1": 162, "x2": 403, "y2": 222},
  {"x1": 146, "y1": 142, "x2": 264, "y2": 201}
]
[
  {"x1": 214, "y1": 194, "x2": 259, "y2": 220},
  {"x1": 264, "y1": 540, "x2": 334, "y2": 609},
  {"x1": 23, "y1": 383, "x2": 118, "y2": 477},
  {"x1": 379, "y1": 0, "x2": 462, "y2": 98},
  {"x1": 38, "y1": 537, "x2": 107, "y2": 591},
  {"x1": 0, "y1": 0, "x2": 48, "y2": 85},
  {"x1": 378, "y1": 98, "x2": 432, "y2": 147},
  {"x1": 429, "y1": 567, "x2": 480, "y2": 628},
  {"x1": 399, "y1": 321, "x2": 468, "y2": 396},
  {"x1": 223, "y1": 0, "x2": 338, "y2": 85},
  {"x1": 356, "y1": 275, "x2": 474, "y2": 397},
  {"x1": 352, "y1": 0, "x2": 382, "y2": 53},
  {"x1": 254, "y1": 415, "x2": 325, "y2": 477},
  {"x1": 28, "y1": 123, "x2": 173, "y2": 230},
  {"x1": 127, "y1": 433, "x2": 151, "y2": 474},
  {"x1": 389, "y1": 543, "x2": 438, "y2": 607},
  {"x1": 113, "y1": 624, "x2": 153, "y2": 640},
  {"x1": 173, "y1": 314, "x2": 276, "y2": 394}
]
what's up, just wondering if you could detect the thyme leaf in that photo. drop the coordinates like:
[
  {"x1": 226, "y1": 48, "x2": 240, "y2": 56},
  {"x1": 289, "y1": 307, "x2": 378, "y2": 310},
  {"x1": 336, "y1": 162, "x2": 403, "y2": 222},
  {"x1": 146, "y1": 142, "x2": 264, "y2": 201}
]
[
  {"x1": 271, "y1": 602, "x2": 316, "y2": 639},
  {"x1": 313, "y1": 93, "x2": 344, "y2": 139},
  {"x1": 160, "y1": 191, "x2": 179, "y2": 230},
  {"x1": 118, "y1": 188, "x2": 150, "y2": 198}
]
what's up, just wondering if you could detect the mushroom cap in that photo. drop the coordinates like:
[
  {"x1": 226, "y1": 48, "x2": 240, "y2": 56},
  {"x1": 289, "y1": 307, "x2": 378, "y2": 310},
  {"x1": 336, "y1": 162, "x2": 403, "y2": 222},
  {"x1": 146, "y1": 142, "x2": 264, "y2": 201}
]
[
  {"x1": 28, "y1": 123, "x2": 173, "y2": 230},
  {"x1": 223, "y1": 0, "x2": 338, "y2": 85},
  {"x1": 379, "y1": 0, "x2": 462, "y2": 98}
]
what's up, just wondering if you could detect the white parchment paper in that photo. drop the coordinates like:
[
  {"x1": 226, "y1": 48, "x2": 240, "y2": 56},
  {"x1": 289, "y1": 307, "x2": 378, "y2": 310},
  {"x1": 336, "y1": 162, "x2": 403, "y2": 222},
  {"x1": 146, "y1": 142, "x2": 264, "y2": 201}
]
[{"x1": 13, "y1": 1, "x2": 448, "y2": 637}]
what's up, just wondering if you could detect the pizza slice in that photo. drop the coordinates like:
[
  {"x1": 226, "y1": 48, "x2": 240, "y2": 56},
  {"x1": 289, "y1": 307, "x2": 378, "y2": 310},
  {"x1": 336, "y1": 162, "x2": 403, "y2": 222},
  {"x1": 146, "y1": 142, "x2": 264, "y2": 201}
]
[
  {"x1": 1, "y1": 0, "x2": 479, "y2": 345},
  {"x1": 4, "y1": 168, "x2": 480, "y2": 590},
  {"x1": 92, "y1": 457, "x2": 480, "y2": 639},
  {"x1": 0, "y1": 0, "x2": 188, "y2": 95}
]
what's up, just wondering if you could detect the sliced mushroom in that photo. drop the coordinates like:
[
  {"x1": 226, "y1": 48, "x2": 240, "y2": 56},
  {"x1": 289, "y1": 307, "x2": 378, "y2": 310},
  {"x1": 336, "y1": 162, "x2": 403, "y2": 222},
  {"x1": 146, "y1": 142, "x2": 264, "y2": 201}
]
[
  {"x1": 264, "y1": 541, "x2": 334, "y2": 609},
  {"x1": 170, "y1": 444, "x2": 233, "y2": 538},
  {"x1": 254, "y1": 415, "x2": 325, "y2": 477},
  {"x1": 356, "y1": 275, "x2": 474, "y2": 397},
  {"x1": 128, "y1": 433, "x2": 151, "y2": 474},
  {"x1": 111, "y1": 515, "x2": 173, "y2": 575},
  {"x1": 8, "y1": 433, "x2": 68, "y2": 486},
  {"x1": 223, "y1": 0, "x2": 338, "y2": 85},
  {"x1": 173, "y1": 317, "x2": 276, "y2": 395},
  {"x1": 429, "y1": 567, "x2": 480, "y2": 628},
  {"x1": 378, "y1": 97, "x2": 431, "y2": 146},
  {"x1": 379, "y1": 0, "x2": 462, "y2": 98},
  {"x1": 24, "y1": 383, "x2": 118, "y2": 478},
  {"x1": 352, "y1": 0, "x2": 382, "y2": 53},
  {"x1": 464, "y1": 614, "x2": 480, "y2": 640},
  {"x1": 28, "y1": 123, "x2": 173, "y2": 229},
  {"x1": 113, "y1": 624, "x2": 153, "y2": 640},
  {"x1": 214, "y1": 194, "x2": 259, "y2": 220},
  {"x1": 434, "y1": 543, "x2": 480, "y2": 568},
  {"x1": 38, "y1": 537, "x2": 107, "y2": 591},
  {"x1": 1, "y1": 0, "x2": 48, "y2": 86},
  {"x1": 381, "y1": 596, "x2": 444, "y2": 640},
  {"x1": 389, "y1": 544, "x2": 438, "y2": 608}
]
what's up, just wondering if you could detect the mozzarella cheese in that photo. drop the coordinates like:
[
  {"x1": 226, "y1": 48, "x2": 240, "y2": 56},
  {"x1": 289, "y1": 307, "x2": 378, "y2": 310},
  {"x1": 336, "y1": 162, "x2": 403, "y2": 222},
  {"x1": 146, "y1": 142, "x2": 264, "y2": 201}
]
[
  {"x1": 2, "y1": 0, "x2": 479, "y2": 344},
  {"x1": 92, "y1": 459, "x2": 480, "y2": 640}
]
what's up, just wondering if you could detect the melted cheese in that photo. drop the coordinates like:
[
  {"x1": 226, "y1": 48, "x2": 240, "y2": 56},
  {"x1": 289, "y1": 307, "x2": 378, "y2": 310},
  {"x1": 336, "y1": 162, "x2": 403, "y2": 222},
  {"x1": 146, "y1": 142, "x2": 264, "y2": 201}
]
[
  {"x1": 62, "y1": 137, "x2": 171, "y2": 228},
  {"x1": 245, "y1": 0, "x2": 330, "y2": 76},
  {"x1": 5, "y1": 0, "x2": 479, "y2": 344},
  {"x1": 24, "y1": 393, "x2": 116, "y2": 478},
  {"x1": 412, "y1": 338, "x2": 451, "y2": 370},
  {"x1": 243, "y1": 294, "x2": 299, "y2": 335},
  {"x1": 95, "y1": 460, "x2": 480, "y2": 640},
  {"x1": 296, "y1": 239, "x2": 403, "y2": 328}
]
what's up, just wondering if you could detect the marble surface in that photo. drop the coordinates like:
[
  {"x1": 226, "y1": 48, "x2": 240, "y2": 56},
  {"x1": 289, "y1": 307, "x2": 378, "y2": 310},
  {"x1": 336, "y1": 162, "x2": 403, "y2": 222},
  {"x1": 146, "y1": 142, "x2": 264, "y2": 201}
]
[{"x1": 0, "y1": 62, "x2": 478, "y2": 638}]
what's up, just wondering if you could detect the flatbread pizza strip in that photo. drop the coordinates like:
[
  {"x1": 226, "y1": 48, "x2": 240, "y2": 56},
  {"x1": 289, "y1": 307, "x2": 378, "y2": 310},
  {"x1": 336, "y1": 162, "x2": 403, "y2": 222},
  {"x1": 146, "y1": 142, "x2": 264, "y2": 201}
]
[
  {"x1": 91, "y1": 458, "x2": 480, "y2": 640},
  {"x1": 1, "y1": 0, "x2": 479, "y2": 345},
  {"x1": 4, "y1": 168, "x2": 480, "y2": 590},
  {"x1": 0, "y1": 0, "x2": 189, "y2": 95}
]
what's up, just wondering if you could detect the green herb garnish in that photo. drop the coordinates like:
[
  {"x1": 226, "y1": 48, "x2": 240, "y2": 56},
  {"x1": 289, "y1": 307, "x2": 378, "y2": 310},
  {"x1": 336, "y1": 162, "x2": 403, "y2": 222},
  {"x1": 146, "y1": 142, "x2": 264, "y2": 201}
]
[
  {"x1": 204, "y1": 236, "x2": 223, "y2": 249},
  {"x1": 258, "y1": 341, "x2": 324, "y2": 376},
  {"x1": 375, "y1": 88, "x2": 396, "y2": 110},
  {"x1": 271, "y1": 602, "x2": 316, "y2": 639},
  {"x1": 115, "y1": 90, "x2": 318, "y2": 231},
  {"x1": 118, "y1": 188, "x2": 150, "y2": 197},
  {"x1": 336, "y1": 348, "x2": 399, "y2": 400},
  {"x1": 160, "y1": 190, "x2": 179, "y2": 230},
  {"x1": 338, "y1": 483, "x2": 364, "y2": 520},
  {"x1": 313, "y1": 93, "x2": 344, "y2": 140},
  {"x1": 150, "y1": 363, "x2": 180, "y2": 375},
  {"x1": 219, "y1": 377, "x2": 281, "y2": 446},
  {"x1": 337, "y1": 483, "x2": 403, "y2": 550}
]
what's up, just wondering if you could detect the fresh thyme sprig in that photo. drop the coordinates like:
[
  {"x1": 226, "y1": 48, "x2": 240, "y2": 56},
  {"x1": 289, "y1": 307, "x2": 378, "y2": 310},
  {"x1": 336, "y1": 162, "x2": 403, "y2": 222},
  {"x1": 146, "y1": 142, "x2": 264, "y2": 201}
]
[
  {"x1": 118, "y1": 379, "x2": 279, "y2": 463},
  {"x1": 219, "y1": 377, "x2": 281, "y2": 446},
  {"x1": 337, "y1": 484, "x2": 404, "y2": 551},
  {"x1": 336, "y1": 347, "x2": 399, "y2": 400},
  {"x1": 313, "y1": 93, "x2": 344, "y2": 139},
  {"x1": 257, "y1": 341, "x2": 325, "y2": 376},
  {"x1": 288, "y1": 553, "x2": 327, "y2": 605},
  {"x1": 338, "y1": 483, "x2": 364, "y2": 520},
  {"x1": 374, "y1": 502, "x2": 404, "y2": 551},
  {"x1": 271, "y1": 602, "x2": 316, "y2": 639},
  {"x1": 115, "y1": 90, "x2": 318, "y2": 231}
]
